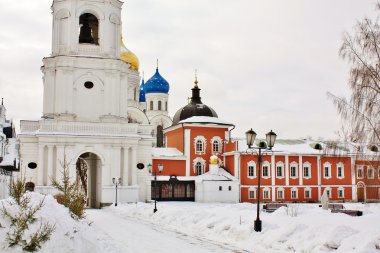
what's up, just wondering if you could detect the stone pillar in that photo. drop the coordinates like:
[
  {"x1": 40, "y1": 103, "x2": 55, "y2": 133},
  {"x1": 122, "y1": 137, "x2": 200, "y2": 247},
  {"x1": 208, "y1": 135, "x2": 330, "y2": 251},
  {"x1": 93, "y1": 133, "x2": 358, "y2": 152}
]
[
  {"x1": 37, "y1": 145, "x2": 44, "y2": 186},
  {"x1": 132, "y1": 147, "x2": 137, "y2": 185},
  {"x1": 55, "y1": 145, "x2": 65, "y2": 182},
  {"x1": 123, "y1": 146, "x2": 129, "y2": 186},
  {"x1": 47, "y1": 145, "x2": 54, "y2": 185}
]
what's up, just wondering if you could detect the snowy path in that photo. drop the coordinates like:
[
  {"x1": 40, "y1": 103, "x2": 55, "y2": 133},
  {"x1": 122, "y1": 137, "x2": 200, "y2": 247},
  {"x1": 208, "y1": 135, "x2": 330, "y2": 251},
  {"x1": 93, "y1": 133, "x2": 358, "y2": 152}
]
[{"x1": 87, "y1": 209, "x2": 252, "y2": 253}]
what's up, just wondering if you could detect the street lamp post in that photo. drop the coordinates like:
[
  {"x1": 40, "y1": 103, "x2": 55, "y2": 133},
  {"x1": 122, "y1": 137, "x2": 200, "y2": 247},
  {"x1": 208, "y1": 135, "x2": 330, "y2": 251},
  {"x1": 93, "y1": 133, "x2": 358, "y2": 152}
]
[
  {"x1": 246, "y1": 129, "x2": 277, "y2": 232},
  {"x1": 149, "y1": 163, "x2": 163, "y2": 213},
  {"x1": 112, "y1": 177, "x2": 121, "y2": 206}
]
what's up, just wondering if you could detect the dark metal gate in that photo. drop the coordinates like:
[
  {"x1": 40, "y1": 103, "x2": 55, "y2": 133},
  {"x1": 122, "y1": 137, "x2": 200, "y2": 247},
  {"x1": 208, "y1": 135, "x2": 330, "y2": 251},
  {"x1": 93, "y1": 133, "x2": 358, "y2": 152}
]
[{"x1": 152, "y1": 178, "x2": 195, "y2": 201}]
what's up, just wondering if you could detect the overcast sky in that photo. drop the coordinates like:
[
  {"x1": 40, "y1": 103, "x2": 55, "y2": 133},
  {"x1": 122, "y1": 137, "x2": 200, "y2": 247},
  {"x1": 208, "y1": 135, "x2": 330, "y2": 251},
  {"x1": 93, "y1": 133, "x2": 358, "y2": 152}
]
[{"x1": 0, "y1": 0, "x2": 378, "y2": 140}]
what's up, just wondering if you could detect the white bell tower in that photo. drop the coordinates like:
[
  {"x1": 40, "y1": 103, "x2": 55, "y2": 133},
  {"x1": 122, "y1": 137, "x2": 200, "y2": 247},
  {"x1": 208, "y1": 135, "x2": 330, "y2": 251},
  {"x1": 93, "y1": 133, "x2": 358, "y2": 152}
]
[{"x1": 43, "y1": 0, "x2": 131, "y2": 121}]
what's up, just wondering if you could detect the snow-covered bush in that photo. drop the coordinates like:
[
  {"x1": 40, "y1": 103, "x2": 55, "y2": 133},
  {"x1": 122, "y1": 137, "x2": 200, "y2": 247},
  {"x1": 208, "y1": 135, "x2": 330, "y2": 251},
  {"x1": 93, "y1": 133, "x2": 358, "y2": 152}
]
[
  {"x1": 52, "y1": 158, "x2": 86, "y2": 219},
  {"x1": 1, "y1": 177, "x2": 55, "y2": 252}
]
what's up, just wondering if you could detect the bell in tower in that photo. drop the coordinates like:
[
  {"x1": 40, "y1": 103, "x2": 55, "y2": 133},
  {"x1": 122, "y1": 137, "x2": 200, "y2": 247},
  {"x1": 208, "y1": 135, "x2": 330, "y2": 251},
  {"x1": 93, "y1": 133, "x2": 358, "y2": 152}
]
[{"x1": 79, "y1": 13, "x2": 98, "y2": 44}]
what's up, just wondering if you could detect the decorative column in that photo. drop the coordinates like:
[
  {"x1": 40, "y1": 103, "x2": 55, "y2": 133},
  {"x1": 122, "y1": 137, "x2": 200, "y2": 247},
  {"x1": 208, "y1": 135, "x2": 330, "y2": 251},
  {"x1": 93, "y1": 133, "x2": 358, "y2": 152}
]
[
  {"x1": 37, "y1": 145, "x2": 44, "y2": 186},
  {"x1": 123, "y1": 146, "x2": 129, "y2": 186},
  {"x1": 131, "y1": 147, "x2": 137, "y2": 185},
  {"x1": 47, "y1": 145, "x2": 54, "y2": 185}
]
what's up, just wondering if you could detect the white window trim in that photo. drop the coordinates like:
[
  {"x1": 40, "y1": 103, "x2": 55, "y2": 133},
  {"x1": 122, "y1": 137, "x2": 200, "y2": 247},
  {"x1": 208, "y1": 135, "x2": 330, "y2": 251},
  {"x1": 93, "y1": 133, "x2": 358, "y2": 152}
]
[
  {"x1": 304, "y1": 187, "x2": 311, "y2": 199},
  {"x1": 276, "y1": 161, "x2": 285, "y2": 179},
  {"x1": 367, "y1": 166, "x2": 375, "y2": 179},
  {"x1": 336, "y1": 162, "x2": 344, "y2": 179},
  {"x1": 210, "y1": 136, "x2": 222, "y2": 154},
  {"x1": 378, "y1": 166, "x2": 380, "y2": 179},
  {"x1": 247, "y1": 161, "x2": 256, "y2": 179},
  {"x1": 277, "y1": 187, "x2": 284, "y2": 199},
  {"x1": 193, "y1": 157, "x2": 206, "y2": 175},
  {"x1": 194, "y1": 136, "x2": 206, "y2": 155},
  {"x1": 263, "y1": 187, "x2": 270, "y2": 199},
  {"x1": 248, "y1": 188, "x2": 256, "y2": 199},
  {"x1": 323, "y1": 162, "x2": 332, "y2": 179},
  {"x1": 303, "y1": 162, "x2": 311, "y2": 179},
  {"x1": 262, "y1": 161, "x2": 271, "y2": 178},
  {"x1": 337, "y1": 187, "x2": 345, "y2": 198},
  {"x1": 357, "y1": 165, "x2": 364, "y2": 179},
  {"x1": 290, "y1": 162, "x2": 298, "y2": 179},
  {"x1": 291, "y1": 188, "x2": 298, "y2": 199}
]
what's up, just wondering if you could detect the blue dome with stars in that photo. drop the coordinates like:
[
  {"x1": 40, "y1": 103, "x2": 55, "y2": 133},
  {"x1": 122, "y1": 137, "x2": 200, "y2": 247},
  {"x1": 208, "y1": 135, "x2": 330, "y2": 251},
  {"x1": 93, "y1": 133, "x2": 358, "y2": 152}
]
[
  {"x1": 139, "y1": 78, "x2": 146, "y2": 102},
  {"x1": 144, "y1": 68, "x2": 170, "y2": 94}
]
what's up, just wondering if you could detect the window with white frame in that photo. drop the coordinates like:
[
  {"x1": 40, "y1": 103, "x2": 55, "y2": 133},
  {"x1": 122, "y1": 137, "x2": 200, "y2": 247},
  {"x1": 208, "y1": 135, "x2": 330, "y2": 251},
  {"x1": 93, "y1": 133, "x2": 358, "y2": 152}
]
[
  {"x1": 263, "y1": 189, "x2": 270, "y2": 199},
  {"x1": 378, "y1": 166, "x2": 380, "y2": 179},
  {"x1": 291, "y1": 188, "x2": 298, "y2": 199},
  {"x1": 304, "y1": 188, "x2": 311, "y2": 199},
  {"x1": 338, "y1": 187, "x2": 344, "y2": 198},
  {"x1": 276, "y1": 162, "x2": 284, "y2": 178},
  {"x1": 303, "y1": 162, "x2": 311, "y2": 178},
  {"x1": 324, "y1": 188, "x2": 331, "y2": 198},
  {"x1": 248, "y1": 189, "x2": 256, "y2": 199},
  {"x1": 323, "y1": 162, "x2": 331, "y2": 178},
  {"x1": 193, "y1": 157, "x2": 206, "y2": 175},
  {"x1": 211, "y1": 136, "x2": 222, "y2": 154},
  {"x1": 277, "y1": 188, "x2": 284, "y2": 199},
  {"x1": 290, "y1": 162, "x2": 298, "y2": 178},
  {"x1": 247, "y1": 161, "x2": 256, "y2": 178},
  {"x1": 262, "y1": 161, "x2": 270, "y2": 178},
  {"x1": 368, "y1": 166, "x2": 375, "y2": 179},
  {"x1": 337, "y1": 162, "x2": 344, "y2": 179},
  {"x1": 357, "y1": 165, "x2": 364, "y2": 179},
  {"x1": 194, "y1": 136, "x2": 206, "y2": 154}
]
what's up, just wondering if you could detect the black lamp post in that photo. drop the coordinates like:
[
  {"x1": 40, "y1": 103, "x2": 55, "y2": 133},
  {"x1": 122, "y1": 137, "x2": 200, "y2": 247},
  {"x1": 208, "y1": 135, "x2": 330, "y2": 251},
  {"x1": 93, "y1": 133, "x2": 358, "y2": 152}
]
[
  {"x1": 245, "y1": 129, "x2": 277, "y2": 232},
  {"x1": 149, "y1": 163, "x2": 163, "y2": 213},
  {"x1": 112, "y1": 177, "x2": 121, "y2": 206}
]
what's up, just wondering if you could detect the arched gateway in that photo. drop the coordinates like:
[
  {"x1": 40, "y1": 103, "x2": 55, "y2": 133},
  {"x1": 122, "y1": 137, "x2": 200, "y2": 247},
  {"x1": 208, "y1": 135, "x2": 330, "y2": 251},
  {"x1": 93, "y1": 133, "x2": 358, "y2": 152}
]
[{"x1": 76, "y1": 152, "x2": 102, "y2": 208}]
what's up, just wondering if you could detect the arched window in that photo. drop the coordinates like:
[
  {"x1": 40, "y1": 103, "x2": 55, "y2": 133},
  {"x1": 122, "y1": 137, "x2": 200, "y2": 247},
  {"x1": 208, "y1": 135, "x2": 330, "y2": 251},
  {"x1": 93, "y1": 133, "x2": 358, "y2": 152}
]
[
  {"x1": 79, "y1": 13, "x2": 99, "y2": 45},
  {"x1": 150, "y1": 101, "x2": 154, "y2": 110},
  {"x1": 158, "y1": 101, "x2": 162, "y2": 111},
  {"x1": 193, "y1": 157, "x2": 206, "y2": 175},
  {"x1": 212, "y1": 140, "x2": 220, "y2": 153},
  {"x1": 194, "y1": 136, "x2": 206, "y2": 154},
  {"x1": 196, "y1": 162, "x2": 202, "y2": 175}
]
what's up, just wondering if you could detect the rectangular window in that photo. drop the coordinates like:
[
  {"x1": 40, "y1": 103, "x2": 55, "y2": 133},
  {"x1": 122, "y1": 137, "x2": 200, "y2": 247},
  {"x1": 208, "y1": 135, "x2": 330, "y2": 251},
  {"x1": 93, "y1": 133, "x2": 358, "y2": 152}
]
[
  {"x1": 357, "y1": 166, "x2": 363, "y2": 178},
  {"x1": 248, "y1": 165, "x2": 255, "y2": 177},
  {"x1": 291, "y1": 190, "x2": 297, "y2": 199},
  {"x1": 276, "y1": 166, "x2": 283, "y2": 178},
  {"x1": 326, "y1": 190, "x2": 331, "y2": 198},
  {"x1": 219, "y1": 186, "x2": 222, "y2": 191},
  {"x1": 303, "y1": 167, "x2": 310, "y2": 178},
  {"x1": 338, "y1": 189, "x2": 344, "y2": 198},
  {"x1": 263, "y1": 190, "x2": 270, "y2": 199},
  {"x1": 324, "y1": 167, "x2": 330, "y2": 178},
  {"x1": 378, "y1": 166, "x2": 380, "y2": 179},
  {"x1": 368, "y1": 166, "x2": 374, "y2": 179},
  {"x1": 337, "y1": 167, "x2": 343, "y2": 178},
  {"x1": 304, "y1": 189, "x2": 311, "y2": 199},
  {"x1": 228, "y1": 186, "x2": 232, "y2": 191},
  {"x1": 277, "y1": 190, "x2": 283, "y2": 199},
  {"x1": 262, "y1": 166, "x2": 269, "y2": 177},
  {"x1": 249, "y1": 190, "x2": 256, "y2": 199},
  {"x1": 212, "y1": 141, "x2": 220, "y2": 153},
  {"x1": 290, "y1": 166, "x2": 297, "y2": 178}
]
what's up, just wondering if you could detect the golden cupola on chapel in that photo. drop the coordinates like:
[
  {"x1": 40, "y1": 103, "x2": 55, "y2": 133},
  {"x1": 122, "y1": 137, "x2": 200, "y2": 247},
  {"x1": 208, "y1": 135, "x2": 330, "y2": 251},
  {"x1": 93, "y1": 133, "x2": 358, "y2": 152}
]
[{"x1": 120, "y1": 36, "x2": 140, "y2": 71}]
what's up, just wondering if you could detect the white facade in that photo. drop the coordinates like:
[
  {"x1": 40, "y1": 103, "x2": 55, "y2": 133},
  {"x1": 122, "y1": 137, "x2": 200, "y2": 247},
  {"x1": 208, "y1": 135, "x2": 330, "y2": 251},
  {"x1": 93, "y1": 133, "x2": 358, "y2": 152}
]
[{"x1": 19, "y1": 0, "x2": 155, "y2": 207}]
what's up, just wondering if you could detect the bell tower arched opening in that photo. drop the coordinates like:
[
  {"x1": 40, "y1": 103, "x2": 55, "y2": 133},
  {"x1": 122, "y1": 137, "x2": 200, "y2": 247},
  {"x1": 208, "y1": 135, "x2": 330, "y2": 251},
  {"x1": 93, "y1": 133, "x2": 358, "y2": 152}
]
[
  {"x1": 76, "y1": 152, "x2": 102, "y2": 208},
  {"x1": 79, "y1": 13, "x2": 99, "y2": 45}
]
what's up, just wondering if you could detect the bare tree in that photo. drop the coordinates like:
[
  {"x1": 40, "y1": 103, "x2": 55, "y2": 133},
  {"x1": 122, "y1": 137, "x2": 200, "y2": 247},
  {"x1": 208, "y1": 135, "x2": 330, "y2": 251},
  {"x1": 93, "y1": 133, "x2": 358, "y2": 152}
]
[{"x1": 328, "y1": 4, "x2": 380, "y2": 145}]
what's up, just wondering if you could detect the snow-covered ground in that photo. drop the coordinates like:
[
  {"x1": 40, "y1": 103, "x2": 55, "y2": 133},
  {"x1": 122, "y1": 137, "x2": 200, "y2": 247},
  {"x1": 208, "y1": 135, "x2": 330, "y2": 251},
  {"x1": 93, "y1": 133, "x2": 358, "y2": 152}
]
[
  {"x1": 102, "y1": 201, "x2": 380, "y2": 253},
  {"x1": 1, "y1": 193, "x2": 380, "y2": 252}
]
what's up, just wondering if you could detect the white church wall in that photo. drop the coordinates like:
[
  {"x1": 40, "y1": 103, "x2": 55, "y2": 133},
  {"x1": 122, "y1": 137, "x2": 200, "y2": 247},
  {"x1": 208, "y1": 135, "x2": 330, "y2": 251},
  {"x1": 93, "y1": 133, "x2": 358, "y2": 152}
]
[{"x1": 195, "y1": 181, "x2": 239, "y2": 203}]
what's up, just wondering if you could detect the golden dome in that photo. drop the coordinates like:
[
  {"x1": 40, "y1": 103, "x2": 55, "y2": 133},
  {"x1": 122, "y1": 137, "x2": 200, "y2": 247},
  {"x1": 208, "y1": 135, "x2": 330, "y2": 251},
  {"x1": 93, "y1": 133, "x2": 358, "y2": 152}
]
[{"x1": 120, "y1": 36, "x2": 140, "y2": 71}]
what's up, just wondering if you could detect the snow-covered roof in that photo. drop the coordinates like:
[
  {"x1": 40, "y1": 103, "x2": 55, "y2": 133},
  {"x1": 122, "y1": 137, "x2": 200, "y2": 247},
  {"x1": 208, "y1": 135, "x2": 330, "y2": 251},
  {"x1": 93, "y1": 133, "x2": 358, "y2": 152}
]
[
  {"x1": 152, "y1": 148, "x2": 185, "y2": 158},
  {"x1": 178, "y1": 116, "x2": 233, "y2": 126},
  {"x1": 195, "y1": 167, "x2": 238, "y2": 182}
]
